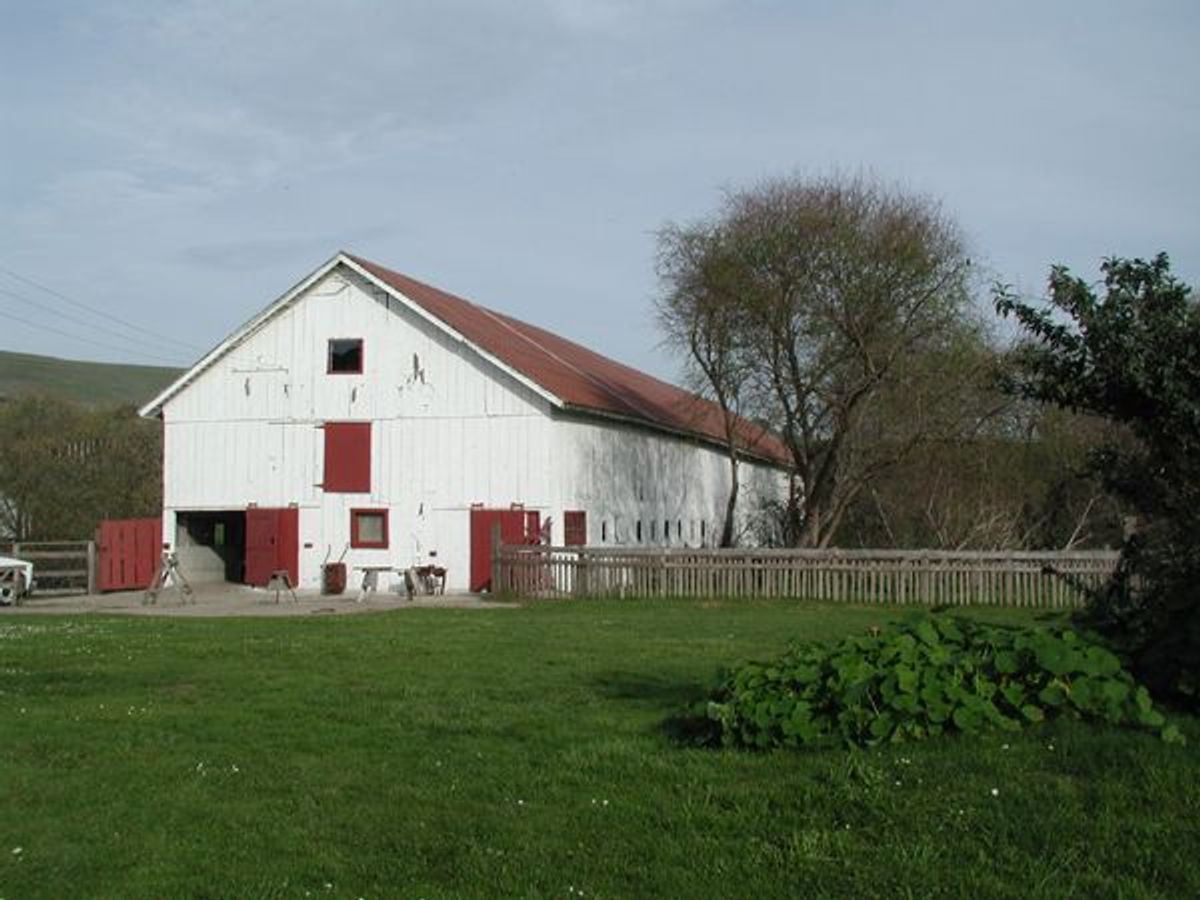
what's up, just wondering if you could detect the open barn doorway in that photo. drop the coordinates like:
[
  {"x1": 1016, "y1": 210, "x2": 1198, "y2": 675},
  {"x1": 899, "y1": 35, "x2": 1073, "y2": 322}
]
[{"x1": 175, "y1": 511, "x2": 246, "y2": 584}]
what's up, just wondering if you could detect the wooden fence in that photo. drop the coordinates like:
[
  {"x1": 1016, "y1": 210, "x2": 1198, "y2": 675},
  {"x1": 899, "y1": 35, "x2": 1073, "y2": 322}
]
[
  {"x1": 494, "y1": 546, "x2": 1120, "y2": 608},
  {"x1": 0, "y1": 541, "x2": 95, "y2": 595}
]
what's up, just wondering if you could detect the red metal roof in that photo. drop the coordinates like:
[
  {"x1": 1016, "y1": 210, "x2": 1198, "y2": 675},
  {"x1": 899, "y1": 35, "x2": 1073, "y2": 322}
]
[{"x1": 347, "y1": 254, "x2": 790, "y2": 466}]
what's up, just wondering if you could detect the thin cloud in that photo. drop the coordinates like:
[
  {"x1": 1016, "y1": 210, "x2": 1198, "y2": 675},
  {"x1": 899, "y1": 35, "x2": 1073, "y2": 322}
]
[{"x1": 1, "y1": 1, "x2": 1196, "y2": 371}]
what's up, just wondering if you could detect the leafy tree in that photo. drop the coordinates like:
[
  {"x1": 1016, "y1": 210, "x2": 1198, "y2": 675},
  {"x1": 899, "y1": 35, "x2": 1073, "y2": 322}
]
[
  {"x1": 995, "y1": 254, "x2": 1200, "y2": 702},
  {"x1": 0, "y1": 395, "x2": 161, "y2": 541}
]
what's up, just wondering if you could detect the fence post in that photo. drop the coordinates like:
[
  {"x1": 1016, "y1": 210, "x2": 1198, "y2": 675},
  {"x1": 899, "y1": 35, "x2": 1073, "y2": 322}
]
[
  {"x1": 490, "y1": 522, "x2": 503, "y2": 594},
  {"x1": 86, "y1": 540, "x2": 97, "y2": 595},
  {"x1": 576, "y1": 550, "x2": 589, "y2": 598}
]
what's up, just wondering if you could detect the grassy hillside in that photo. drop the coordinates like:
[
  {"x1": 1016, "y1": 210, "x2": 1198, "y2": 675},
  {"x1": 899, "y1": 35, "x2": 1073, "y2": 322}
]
[{"x1": 0, "y1": 350, "x2": 182, "y2": 408}]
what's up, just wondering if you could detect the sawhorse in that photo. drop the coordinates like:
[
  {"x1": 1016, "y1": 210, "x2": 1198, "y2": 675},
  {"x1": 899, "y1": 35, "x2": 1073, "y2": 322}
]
[
  {"x1": 267, "y1": 569, "x2": 298, "y2": 603},
  {"x1": 144, "y1": 552, "x2": 194, "y2": 605}
]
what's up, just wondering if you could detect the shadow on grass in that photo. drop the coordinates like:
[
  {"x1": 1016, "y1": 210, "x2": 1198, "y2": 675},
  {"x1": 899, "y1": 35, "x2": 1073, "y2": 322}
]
[
  {"x1": 662, "y1": 711, "x2": 721, "y2": 746},
  {"x1": 591, "y1": 670, "x2": 720, "y2": 746},
  {"x1": 591, "y1": 669, "x2": 704, "y2": 706}
]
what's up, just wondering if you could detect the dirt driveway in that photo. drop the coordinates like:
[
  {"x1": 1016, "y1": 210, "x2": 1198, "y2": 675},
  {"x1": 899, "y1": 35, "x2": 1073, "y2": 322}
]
[{"x1": 1, "y1": 581, "x2": 516, "y2": 617}]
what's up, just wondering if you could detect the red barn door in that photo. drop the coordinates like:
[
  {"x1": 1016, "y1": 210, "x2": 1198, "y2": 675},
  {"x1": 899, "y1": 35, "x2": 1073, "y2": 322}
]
[
  {"x1": 245, "y1": 507, "x2": 299, "y2": 587},
  {"x1": 96, "y1": 518, "x2": 163, "y2": 591},
  {"x1": 469, "y1": 508, "x2": 540, "y2": 592}
]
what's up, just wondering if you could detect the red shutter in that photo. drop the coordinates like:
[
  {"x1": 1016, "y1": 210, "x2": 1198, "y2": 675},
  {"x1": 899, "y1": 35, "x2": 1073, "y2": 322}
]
[
  {"x1": 564, "y1": 510, "x2": 587, "y2": 546},
  {"x1": 323, "y1": 422, "x2": 371, "y2": 492}
]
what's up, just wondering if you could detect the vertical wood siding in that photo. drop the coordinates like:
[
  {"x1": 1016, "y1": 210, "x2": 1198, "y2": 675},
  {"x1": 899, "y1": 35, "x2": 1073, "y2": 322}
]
[{"x1": 161, "y1": 268, "x2": 787, "y2": 589}]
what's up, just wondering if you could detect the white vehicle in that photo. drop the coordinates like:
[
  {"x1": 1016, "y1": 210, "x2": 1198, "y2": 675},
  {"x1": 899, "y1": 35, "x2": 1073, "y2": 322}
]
[{"x1": 0, "y1": 555, "x2": 34, "y2": 605}]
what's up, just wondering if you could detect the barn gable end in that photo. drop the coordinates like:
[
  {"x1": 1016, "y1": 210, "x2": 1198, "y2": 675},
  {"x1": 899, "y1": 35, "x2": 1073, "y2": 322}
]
[{"x1": 144, "y1": 253, "x2": 789, "y2": 592}]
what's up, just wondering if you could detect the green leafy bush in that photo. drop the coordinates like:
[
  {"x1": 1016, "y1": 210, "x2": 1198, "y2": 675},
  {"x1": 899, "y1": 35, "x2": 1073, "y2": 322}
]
[
  {"x1": 995, "y1": 254, "x2": 1200, "y2": 704},
  {"x1": 701, "y1": 616, "x2": 1183, "y2": 749}
]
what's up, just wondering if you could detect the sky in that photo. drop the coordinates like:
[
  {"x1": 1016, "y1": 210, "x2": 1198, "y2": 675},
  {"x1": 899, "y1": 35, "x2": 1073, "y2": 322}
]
[{"x1": 1, "y1": 0, "x2": 1198, "y2": 379}]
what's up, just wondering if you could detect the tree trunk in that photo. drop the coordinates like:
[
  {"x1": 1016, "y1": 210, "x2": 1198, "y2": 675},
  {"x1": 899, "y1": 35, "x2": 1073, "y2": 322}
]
[
  {"x1": 797, "y1": 505, "x2": 822, "y2": 548},
  {"x1": 720, "y1": 453, "x2": 740, "y2": 547}
]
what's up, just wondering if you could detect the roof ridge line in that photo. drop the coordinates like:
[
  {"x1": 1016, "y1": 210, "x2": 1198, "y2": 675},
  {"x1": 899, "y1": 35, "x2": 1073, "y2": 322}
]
[{"x1": 473, "y1": 305, "x2": 683, "y2": 425}]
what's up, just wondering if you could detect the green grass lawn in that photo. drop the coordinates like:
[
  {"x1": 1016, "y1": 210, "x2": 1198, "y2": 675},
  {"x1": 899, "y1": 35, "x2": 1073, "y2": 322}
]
[{"x1": 1, "y1": 600, "x2": 1196, "y2": 899}]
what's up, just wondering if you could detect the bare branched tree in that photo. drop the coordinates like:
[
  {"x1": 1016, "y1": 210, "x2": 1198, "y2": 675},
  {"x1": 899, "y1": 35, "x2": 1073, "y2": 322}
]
[
  {"x1": 657, "y1": 173, "x2": 990, "y2": 547},
  {"x1": 657, "y1": 223, "x2": 760, "y2": 546},
  {"x1": 837, "y1": 404, "x2": 1125, "y2": 551}
]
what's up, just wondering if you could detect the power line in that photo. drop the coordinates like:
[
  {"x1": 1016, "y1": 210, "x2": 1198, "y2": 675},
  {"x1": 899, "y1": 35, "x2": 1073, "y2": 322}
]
[
  {"x1": 0, "y1": 285, "x2": 193, "y2": 364},
  {"x1": 0, "y1": 265, "x2": 208, "y2": 355},
  {"x1": 0, "y1": 305, "x2": 190, "y2": 367}
]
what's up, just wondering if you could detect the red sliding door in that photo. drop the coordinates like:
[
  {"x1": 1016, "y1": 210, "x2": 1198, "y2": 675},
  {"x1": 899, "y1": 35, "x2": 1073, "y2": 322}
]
[{"x1": 245, "y1": 507, "x2": 299, "y2": 586}]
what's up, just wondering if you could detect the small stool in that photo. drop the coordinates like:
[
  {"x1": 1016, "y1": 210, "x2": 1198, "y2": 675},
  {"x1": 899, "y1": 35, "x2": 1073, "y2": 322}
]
[{"x1": 267, "y1": 570, "x2": 297, "y2": 603}]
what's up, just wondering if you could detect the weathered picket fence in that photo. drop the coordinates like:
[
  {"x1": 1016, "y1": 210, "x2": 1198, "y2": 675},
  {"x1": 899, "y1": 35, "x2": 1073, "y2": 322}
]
[
  {"x1": 0, "y1": 540, "x2": 96, "y2": 595},
  {"x1": 494, "y1": 546, "x2": 1120, "y2": 608}
]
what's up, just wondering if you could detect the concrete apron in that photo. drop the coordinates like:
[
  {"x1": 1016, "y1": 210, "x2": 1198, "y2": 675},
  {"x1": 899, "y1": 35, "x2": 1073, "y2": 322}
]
[{"x1": 0, "y1": 582, "x2": 517, "y2": 617}]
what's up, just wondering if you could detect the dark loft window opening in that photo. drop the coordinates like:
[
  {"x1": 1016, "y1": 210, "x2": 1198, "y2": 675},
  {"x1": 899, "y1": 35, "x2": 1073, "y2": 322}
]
[{"x1": 328, "y1": 338, "x2": 363, "y2": 373}]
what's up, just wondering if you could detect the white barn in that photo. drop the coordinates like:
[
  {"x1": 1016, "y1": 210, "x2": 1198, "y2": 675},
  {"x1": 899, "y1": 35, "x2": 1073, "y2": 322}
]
[{"x1": 140, "y1": 252, "x2": 789, "y2": 592}]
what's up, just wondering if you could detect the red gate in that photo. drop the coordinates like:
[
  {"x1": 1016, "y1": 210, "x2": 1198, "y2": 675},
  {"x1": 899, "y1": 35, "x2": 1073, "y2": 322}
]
[
  {"x1": 96, "y1": 518, "x2": 163, "y2": 592},
  {"x1": 469, "y1": 507, "x2": 540, "y2": 592},
  {"x1": 245, "y1": 507, "x2": 299, "y2": 587}
]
